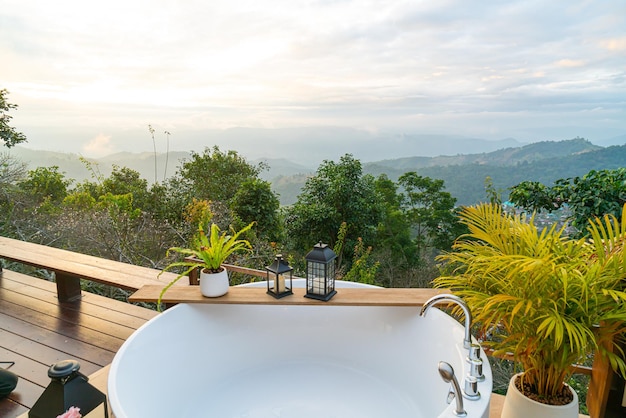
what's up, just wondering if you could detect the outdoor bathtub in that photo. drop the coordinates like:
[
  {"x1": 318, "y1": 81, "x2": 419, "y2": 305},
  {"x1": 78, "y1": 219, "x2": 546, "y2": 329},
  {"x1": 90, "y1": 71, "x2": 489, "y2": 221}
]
[{"x1": 109, "y1": 282, "x2": 492, "y2": 417}]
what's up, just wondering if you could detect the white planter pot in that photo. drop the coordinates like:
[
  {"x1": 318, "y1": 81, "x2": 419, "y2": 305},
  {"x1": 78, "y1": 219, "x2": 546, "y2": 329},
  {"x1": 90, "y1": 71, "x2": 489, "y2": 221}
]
[
  {"x1": 199, "y1": 268, "x2": 229, "y2": 297},
  {"x1": 501, "y1": 373, "x2": 579, "y2": 418}
]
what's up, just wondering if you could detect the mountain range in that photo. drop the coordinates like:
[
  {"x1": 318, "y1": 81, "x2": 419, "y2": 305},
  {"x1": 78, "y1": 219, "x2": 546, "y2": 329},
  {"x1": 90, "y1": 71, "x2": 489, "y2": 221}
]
[{"x1": 4, "y1": 134, "x2": 625, "y2": 206}]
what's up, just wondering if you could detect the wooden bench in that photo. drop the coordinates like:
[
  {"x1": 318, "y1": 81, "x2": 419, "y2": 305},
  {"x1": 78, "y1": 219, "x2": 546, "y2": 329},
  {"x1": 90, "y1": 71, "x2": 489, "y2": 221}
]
[{"x1": 0, "y1": 236, "x2": 187, "y2": 302}]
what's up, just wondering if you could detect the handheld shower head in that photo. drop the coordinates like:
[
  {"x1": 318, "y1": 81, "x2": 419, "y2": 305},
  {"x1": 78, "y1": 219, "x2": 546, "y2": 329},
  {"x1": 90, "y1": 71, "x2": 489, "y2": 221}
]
[{"x1": 437, "y1": 361, "x2": 467, "y2": 417}]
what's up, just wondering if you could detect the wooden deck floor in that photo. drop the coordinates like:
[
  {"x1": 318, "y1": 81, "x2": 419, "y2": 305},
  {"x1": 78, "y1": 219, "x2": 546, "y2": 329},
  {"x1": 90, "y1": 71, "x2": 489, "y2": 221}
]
[{"x1": 0, "y1": 269, "x2": 156, "y2": 417}]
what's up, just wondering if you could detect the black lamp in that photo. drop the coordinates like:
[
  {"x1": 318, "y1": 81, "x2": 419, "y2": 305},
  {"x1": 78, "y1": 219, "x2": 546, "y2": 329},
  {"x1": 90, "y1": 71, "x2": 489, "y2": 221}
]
[
  {"x1": 29, "y1": 360, "x2": 108, "y2": 418},
  {"x1": 304, "y1": 241, "x2": 337, "y2": 301},
  {"x1": 266, "y1": 254, "x2": 293, "y2": 299}
]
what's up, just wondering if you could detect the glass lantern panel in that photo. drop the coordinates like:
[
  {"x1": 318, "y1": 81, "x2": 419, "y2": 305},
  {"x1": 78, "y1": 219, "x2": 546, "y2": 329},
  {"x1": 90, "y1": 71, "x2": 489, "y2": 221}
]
[
  {"x1": 326, "y1": 262, "x2": 335, "y2": 291},
  {"x1": 274, "y1": 274, "x2": 287, "y2": 293},
  {"x1": 307, "y1": 261, "x2": 327, "y2": 295}
]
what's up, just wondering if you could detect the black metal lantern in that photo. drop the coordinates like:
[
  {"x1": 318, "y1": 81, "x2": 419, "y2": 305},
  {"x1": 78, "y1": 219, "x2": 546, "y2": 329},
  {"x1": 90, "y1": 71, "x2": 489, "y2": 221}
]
[
  {"x1": 266, "y1": 254, "x2": 293, "y2": 299},
  {"x1": 304, "y1": 241, "x2": 337, "y2": 301},
  {"x1": 29, "y1": 360, "x2": 108, "y2": 418}
]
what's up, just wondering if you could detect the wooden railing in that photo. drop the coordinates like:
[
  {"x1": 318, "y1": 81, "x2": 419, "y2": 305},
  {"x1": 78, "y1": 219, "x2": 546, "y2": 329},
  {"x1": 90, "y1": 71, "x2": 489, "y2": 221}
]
[{"x1": 0, "y1": 236, "x2": 621, "y2": 417}]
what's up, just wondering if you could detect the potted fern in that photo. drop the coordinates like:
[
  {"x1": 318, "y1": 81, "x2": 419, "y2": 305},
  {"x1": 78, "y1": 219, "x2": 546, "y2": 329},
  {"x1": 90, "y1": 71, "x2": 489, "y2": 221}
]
[
  {"x1": 434, "y1": 203, "x2": 626, "y2": 418},
  {"x1": 158, "y1": 222, "x2": 254, "y2": 305}
]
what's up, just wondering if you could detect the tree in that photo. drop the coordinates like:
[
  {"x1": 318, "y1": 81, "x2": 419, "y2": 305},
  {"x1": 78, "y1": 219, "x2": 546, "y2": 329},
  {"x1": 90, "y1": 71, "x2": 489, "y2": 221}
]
[
  {"x1": 18, "y1": 166, "x2": 71, "y2": 205},
  {"x1": 0, "y1": 89, "x2": 27, "y2": 148},
  {"x1": 285, "y1": 154, "x2": 383, "y2": 261},
  {"x1": 174, "y1": 146, "x2": 265, "y2": 205},
  {"x1": 231, "y1": 179, "x2": 281, "y2": 241},
  {"x1": 373, "y1": 174, "x2": 415, "y2": 267},
  {"x1": 397, "y1": 172, "x2": 461, "y2": 258},
  {"x1": 508, "y1": 180, "x2": 554, "y2": 213},
  {"x1": 0, "y1": 153, "x2": 27, "y2": 185},
  {"x1": 509, "y1": 168, "x2": 626, "y2": 234}
]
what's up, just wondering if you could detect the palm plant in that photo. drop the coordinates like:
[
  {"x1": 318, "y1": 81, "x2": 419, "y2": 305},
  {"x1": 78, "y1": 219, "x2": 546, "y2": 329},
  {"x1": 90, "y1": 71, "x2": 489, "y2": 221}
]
[
  {"x1": 434, "y1": 203, "x2": 626, "y2": 405},
  {"x1": 157, "y1": 221, "x2": 254, "y2": 306}
]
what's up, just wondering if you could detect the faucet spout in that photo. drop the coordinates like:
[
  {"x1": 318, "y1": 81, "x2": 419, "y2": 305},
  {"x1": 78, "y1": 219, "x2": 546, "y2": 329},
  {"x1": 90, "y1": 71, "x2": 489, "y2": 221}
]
[{"x1": 420, "y1": 294, "x2": 472, "y2": 349}]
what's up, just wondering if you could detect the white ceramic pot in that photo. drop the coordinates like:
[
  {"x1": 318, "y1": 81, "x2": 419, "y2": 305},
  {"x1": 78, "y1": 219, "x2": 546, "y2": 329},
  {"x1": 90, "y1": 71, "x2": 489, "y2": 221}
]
[
  {"x1": 501, "y1": 373, "x2": 579, "y2": 418},
  {"x1": 199, "y1": 268, "x2": 229, "y2": 297}
]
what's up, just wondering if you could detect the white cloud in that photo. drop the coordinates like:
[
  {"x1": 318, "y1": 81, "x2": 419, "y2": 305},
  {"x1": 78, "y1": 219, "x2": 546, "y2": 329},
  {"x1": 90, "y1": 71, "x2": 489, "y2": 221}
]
[
  {"x1": 599, "y1": 37, "x2": 626, "y2": 51},
  {"x1": 0, "y1": 0, "x2": 624, "y2": 155},
  {"x1": 555, "y1": 59, "x2": 586, "y2": 68},
  {"x1": 82, "y1": 134, "x2": 116, "y2": 158}
]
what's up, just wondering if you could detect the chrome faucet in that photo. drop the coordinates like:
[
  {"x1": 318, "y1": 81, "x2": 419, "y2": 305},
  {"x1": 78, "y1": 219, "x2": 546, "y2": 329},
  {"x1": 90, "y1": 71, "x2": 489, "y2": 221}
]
[
  {"x1": 438, "y1": 361, "x2": 467, "y2": 416},
  {"x1": 421, "y1": 294, "x2": 484, "y2": 398},
  {"x1": 420, "y1": 294, "x2": 472, "y2": 349}
]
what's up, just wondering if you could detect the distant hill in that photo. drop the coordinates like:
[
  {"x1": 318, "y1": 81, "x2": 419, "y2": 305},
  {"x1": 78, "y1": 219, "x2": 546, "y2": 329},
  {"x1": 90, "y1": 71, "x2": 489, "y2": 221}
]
[
  {"x1": 5, "y1": 147, "x2": 191, "y2": 184},
  {"x1": 273, "y1": 138, "x2": 622, "y2": 206},
  {"x1": 6, "y1": 137, "x2": 623, "y2": 207},
  {"x1": 254, "y1": 158, "x2": 313, "y2": 182},
  {"x1": 367, "y1": 137, "x2": 600, "y2": 171},
  {"x1": 363, "y1": 138, "x2": 623, "y2": 206}
]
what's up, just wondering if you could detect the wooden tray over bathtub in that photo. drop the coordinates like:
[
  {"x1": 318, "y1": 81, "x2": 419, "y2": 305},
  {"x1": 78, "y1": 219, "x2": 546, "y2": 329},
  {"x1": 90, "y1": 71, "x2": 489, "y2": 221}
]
[{"x1": 129, "y1": 285, "x2": 446, "y2": 306}]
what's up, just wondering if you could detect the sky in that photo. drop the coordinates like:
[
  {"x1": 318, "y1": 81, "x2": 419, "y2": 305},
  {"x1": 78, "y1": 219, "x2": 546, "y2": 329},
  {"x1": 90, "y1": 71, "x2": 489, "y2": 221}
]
[{"x1": 1, "y1": 0, "x2": 625, "y2": 159}]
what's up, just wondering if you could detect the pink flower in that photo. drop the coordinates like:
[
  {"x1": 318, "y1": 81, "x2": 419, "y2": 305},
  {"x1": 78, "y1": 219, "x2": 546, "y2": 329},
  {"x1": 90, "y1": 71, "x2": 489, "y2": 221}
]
[{"x1": 57, "y1": 406, "x2": 81, "y2": 418}]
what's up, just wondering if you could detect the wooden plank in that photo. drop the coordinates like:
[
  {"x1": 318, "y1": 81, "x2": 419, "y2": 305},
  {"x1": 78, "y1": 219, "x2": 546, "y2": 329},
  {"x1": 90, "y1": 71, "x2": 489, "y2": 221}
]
[
  {"x1": 0, "y1": 236, "x2": 187, "y2": 290},
  {"x1": 0, "y1": 290, "x2": 134, "y2": 344},
  {"x1": 0, "y1": 398, "x2": 28, "y2": 417},
  {"x1": 3, "y1": 377, "x2": 43, "y2": 415},
  {"x1": 0, "y1": 330, "x2": 101, "y2": 377},
  {"x1": 0, "y1": 267, "x2": 155, "y2": 416},
  {"x1": 2, "y1": 270, "x2": 157, "y2": 321},
  {"x1": 0, "y1": 282, "x2": 150, "y2": 338},
  {"x1": 0, "y1": 310, "x2": 117, "y2": 366},
  {"x1": 130, "y1": 285, "x2": 446, "y2": 306}
]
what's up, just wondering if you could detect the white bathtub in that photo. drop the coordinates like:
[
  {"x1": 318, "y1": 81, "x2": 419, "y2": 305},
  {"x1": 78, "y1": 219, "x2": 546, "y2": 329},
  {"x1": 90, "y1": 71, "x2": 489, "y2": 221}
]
[{"x1": 109, "y1": 282, "x2": 492, "y2": 417}]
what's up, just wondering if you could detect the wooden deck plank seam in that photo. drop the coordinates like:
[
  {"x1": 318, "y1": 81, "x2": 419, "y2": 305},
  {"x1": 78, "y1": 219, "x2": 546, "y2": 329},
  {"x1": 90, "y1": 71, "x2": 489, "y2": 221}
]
[
  {"x1": 1, "y1": 274, "x2": 150, "y2": 337},
  {"x1": 3, "y1": 271, "x2": 157, "y2": 321},
  {"x1": 0, "y1": 297, "x2": 129, "y2": 349}
]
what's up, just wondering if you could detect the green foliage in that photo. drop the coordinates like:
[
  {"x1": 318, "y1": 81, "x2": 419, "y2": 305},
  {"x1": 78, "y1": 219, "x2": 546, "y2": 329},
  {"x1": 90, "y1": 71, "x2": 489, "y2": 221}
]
[
  {"x1": 342, "y1": 237, "x2": 380, "y2": 285},
  {"x1": 174, "y1": 146, "x2": 265, "y2": 204},
  {"x1": 556, "y1": 169, "x2": 626, "y2": 232},
  {"x1": 285, "y1": 154, "x2": 383, "y2": 261},
  {"x1": 367, "y1": 141, "x2": 626, "y2": 206},
  {"x1": 0, "y1": 89, "x2": 27, "y2": 148},
  {"x1": 510, "y1": 168, "x2": 626, "y2": 234},
  {"x1": 62, "y1": 191, "x2": 97, "y2": 211},
  {"x1": 333, "y1": 221, "x2": 348, "y2": 264},
  {"x1": 18, "y1": 166, "x2": 71, "y2": 210},
  {"x1": 231, "y1": 179, "x2": 281, "y2": 241},
  {"x1": 508, "y1": 180, "x2": 554, "y2": 212},
  {"x1": 98, "y1": 192, "x2": 141, "y2": 220},
  {"x1": 484, "y1": 176, "x2": 502, "y2": 206},
  {"x1": 434, "y1": 203, "x2": 626, "y2": 403},
  {"x1": 373, "y1": 174, "x2": 416, "y2": 267},
  {"x1": 398, "y1": 172, "x2": 460, "y2": 254},
  {"x1": 102, "y1": 166, "x2": 149, "y2": 204},
  {"x1": 158, "y1": 222, "x2": 254, "y2": 306}
]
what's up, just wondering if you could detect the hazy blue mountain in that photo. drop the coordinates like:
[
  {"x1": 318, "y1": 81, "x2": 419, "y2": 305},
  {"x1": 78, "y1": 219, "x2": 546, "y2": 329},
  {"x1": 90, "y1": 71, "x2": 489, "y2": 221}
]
[
  {"x1": 275, "y1": 138, "x2": 615, "y2": 206},
  {"x1": 5, "y1": 147, "x2": 191, "y2": 184},
  {"x1": 167, "y1": 126, "x2": 525, "y2": 164},
  {"x1": 6, "y1": 135, "x2": 622, "y2": 207},
  {"x1": 367, "y1": 137, "x2": 600, "y2": 172},
  {"x1": 254, "y1": 158, "x2": 314, "y2": 181}
]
